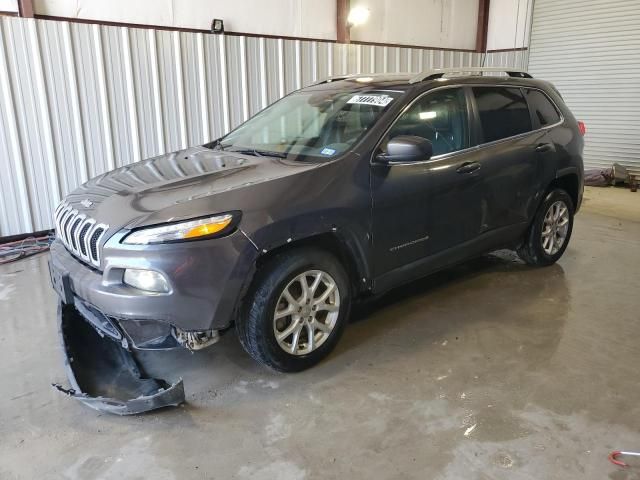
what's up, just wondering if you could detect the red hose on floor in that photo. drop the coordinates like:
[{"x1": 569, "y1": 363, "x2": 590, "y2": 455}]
[{"x1": 609, "y1": 451, "x2": 640, "y2": 468}]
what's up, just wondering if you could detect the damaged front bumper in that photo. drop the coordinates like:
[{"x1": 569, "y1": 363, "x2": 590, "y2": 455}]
[
  {"x1": 53, "y1": 303, "x2": 185, "y2": 415},
  {"x1": 47, "y1": 226, "x2": 256, "y2": 414}
]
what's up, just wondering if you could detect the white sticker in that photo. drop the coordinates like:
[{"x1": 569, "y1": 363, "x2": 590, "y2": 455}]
[
  {"x1": 321, "y1": 147, "x2": 336, "y2": 156},
  {"x1": 347, "y1": 94, "x2": 394, "y2": 107}
]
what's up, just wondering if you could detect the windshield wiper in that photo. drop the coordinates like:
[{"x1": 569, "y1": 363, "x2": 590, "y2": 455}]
[
  {"x1": 228, "y1": 148, "x2": 288, "y2": 159},
  {"x1": 203, "y1": 139, "x2": 227, "y2": 150}
]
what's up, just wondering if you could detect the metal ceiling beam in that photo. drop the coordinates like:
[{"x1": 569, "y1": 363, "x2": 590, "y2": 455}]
[
  {"x1": 336, "y1": 0, "x2": 350, "y2": 44},
  {"x1": 17, "y1": 0, "x2": 34, "y2": 17},
  {"x1": 476, "y1": 0, "x2": 490, "y2": 52}
]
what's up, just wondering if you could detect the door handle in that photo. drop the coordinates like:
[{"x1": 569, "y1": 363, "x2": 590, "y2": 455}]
[
  {"x1": 456, "y1": 162, "x2": 481, "y2": 174},
  {"x1": 535, "y1": 143, "x2": 553, "y2": 153}
]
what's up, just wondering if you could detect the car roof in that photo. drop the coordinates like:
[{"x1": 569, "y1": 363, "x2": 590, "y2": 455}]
[
  {"x1": 303, "y1": 71, "x2": 553, "y2": 95},
  {"x1": 304, "y1": 74, "x2": 416, "y2": 92}
]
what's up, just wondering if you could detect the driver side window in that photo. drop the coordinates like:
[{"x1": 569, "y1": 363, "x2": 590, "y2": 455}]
[{"x1": 386, "y1": 88, "x2": 469, "y2": 157}]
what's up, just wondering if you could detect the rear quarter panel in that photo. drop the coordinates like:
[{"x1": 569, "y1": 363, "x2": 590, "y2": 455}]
[{"x1": 542, "y1": 82, "x2": 585, "y2": 209}]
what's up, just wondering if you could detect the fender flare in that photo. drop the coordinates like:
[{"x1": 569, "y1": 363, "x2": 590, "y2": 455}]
[{"x1": 229, "y1": 225, "x2": 372, "y2": 326}]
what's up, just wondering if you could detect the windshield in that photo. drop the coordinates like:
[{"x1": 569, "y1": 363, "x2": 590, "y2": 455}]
[{"x1": 214, "y1": 88, "x2": 403, "y2": 160}]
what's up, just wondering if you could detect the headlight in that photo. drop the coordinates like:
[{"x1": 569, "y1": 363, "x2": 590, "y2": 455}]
[
  {"x1": 122, "y1": 213, "x2": 237, "y2": 245},
  {"x1": 123, "y1": 269, "x2": 170, "y2": 293}
]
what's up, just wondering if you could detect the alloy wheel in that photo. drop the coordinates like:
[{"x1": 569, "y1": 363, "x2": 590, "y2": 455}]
[
  {"x1": 273, "y1": 270, "x2": 340, "y2": 355},
  {"x1": 541, "y1": 200, "x2": 570, "y2": 255}
]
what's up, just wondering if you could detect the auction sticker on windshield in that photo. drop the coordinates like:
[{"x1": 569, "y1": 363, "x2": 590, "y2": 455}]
[
  {"x1": 347, "y1": 94, "x2": 394, "y2": 107},
  {"x1": 320, "y1": 147, "x2": 337, "y2": 156}
]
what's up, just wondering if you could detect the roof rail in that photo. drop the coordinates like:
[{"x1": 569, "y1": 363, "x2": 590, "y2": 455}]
[
  {"x1": 409, "y1": 67, "x2": 532, "y2": 84},
  {"x1": 312, "y1": 73, "x2": 403, "y2": 86},
  {"x1": 312, "y1": 75, "x2": 353, "y2": 86}
]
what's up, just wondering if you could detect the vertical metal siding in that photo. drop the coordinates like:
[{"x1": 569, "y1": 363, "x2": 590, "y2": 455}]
[
  {"x1": 0, "y1": 16, "x2": 524, "y2": 236},
  {"x1": 528, "y1": 0, "x2": 640, "y2": 171}
]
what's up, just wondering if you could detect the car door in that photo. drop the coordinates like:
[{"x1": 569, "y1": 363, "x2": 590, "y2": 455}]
[
  {"x1": 370, "y1": 87, "x2": 485, "y2": 281},
  {"x1": 469, "y1": 86, "x2": 548, "y2": 233}
]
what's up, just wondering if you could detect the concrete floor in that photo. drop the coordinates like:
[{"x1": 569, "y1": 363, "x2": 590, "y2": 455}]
[{"x1": 1, "y1": 186, "x2": 639, "y2": 480}]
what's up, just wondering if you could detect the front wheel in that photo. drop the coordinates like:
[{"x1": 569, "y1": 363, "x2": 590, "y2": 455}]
[
  {"x1": 517, "y1": 189, "x2": 574, "y2": 266},
  {"x1": 237, "y1": 248, "x2": 351, "y2": 372}
]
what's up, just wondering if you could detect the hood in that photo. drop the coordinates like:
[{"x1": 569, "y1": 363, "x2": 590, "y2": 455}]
[{"x1": 62, "y1": 146, "x2": 321, "y2": 234}]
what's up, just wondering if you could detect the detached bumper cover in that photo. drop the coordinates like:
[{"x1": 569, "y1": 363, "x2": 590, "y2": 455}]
[{"x1": 53, "y1": 303, "x2": 185, "y2": 415}]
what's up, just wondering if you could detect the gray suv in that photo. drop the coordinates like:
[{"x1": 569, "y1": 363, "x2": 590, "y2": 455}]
[{"x1": 49, "y1": 68, "x2": 584, "y2": 413}]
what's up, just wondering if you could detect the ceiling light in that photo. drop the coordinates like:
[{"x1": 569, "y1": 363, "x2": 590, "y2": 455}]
[
  {"x1": 211, "y1": 19, "x2": 224, "y2": 34},
  {"x1": 347, "y1": 6, "x2": 370, "y2": 27}
]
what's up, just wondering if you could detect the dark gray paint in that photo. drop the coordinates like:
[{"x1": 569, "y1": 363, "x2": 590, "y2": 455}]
[{"x1": 50, "y1": 74, "x2": 584, "y2": 336}]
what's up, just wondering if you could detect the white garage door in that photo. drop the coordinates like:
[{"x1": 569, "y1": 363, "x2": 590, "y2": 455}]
[{"x1": 528, "y1": 0, "x2": 640, "y2": 172}]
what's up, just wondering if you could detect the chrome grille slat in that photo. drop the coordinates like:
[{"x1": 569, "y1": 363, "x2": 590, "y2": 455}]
[
  {"x1": 61, "y1": 209, "x2": 75, "y2": 245},
  {"x1": 57, "y1": 206, "x2": 71, "y2": 237},
  {"x1": 63, "y1": 209, "x2": 77, "y2": 246},
  {"x1": 69, "y1": 215, "x2": 85, "y2": 250},
  {"x1": 54, "y1": 203, "x2": 65, "y2": 222},
  {"x1": 89, "y1": 226, "x2": 107, "y2": 264},
  {"x1": 77, "y1": 220, "x2": 93, "y2": 257},
  {"x1": 56, "y1": 205, "x2": 69, "y2": 225},
  {"x1": 53, "y1": 201, "x2": 108, "y2": 268},
  {"x1": 81, "y1": 219, "x2": 96, "y2": 262}
]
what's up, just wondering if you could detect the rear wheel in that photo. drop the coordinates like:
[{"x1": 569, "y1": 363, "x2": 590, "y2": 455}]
[
  {"x1": 237, "y1": 248, "x2": 351, "y2": 372},
  {"x1": 517, "y1": 189, "x2": 574, "y2": 266}
]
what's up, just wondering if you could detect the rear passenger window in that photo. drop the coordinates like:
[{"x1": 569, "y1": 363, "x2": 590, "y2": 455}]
[
  {"x1": 472, "y1": 87, "x2": 532, "y2": 143},
  {"x1": 525, "y1": 89, "x2": 561, "y2": 128}
]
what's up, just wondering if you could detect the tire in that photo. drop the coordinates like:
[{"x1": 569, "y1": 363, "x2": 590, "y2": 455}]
[
  {"x1": 236, "y1": 247, "x2": 351, "y2": 372},
  {"x1": 517, "y1": 189, "x2": 574, "y2": 266}
]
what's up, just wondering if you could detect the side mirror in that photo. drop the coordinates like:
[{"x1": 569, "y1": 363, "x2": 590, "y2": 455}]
[{"x1": 376, "y1": 135, "x2": 433, "y2": 164}]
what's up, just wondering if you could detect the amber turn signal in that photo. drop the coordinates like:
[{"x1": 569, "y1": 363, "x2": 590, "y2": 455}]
[{"x1": 183, "y1": 217, "x2": 233, "y2": 239}]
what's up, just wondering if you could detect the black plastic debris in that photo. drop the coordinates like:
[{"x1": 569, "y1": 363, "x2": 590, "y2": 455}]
[{"x1": 53, "y1": 303, "x2": 185, "y2": 415}]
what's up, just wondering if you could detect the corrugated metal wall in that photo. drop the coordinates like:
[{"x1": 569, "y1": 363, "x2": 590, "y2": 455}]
[
  {"x1": 0, "y1": 15, "x2": 527, "y2": 236},
  {"x1": 528, "y1": 0, "x2": 640, "y2": 171}
]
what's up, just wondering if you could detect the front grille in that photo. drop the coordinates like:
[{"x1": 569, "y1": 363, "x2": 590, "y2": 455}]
[{"x1": 54, "y1": 202, "x2": 109, "y2": 267}]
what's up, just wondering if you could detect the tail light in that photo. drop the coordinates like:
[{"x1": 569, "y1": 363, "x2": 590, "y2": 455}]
[{"x1": 578, "y1": 121, "x2": 586, "y2": 136}]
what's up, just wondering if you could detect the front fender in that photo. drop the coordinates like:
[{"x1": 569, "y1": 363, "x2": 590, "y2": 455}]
[{"x1": 244, "y1": 215, "x2": 373, "y2": 293}]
